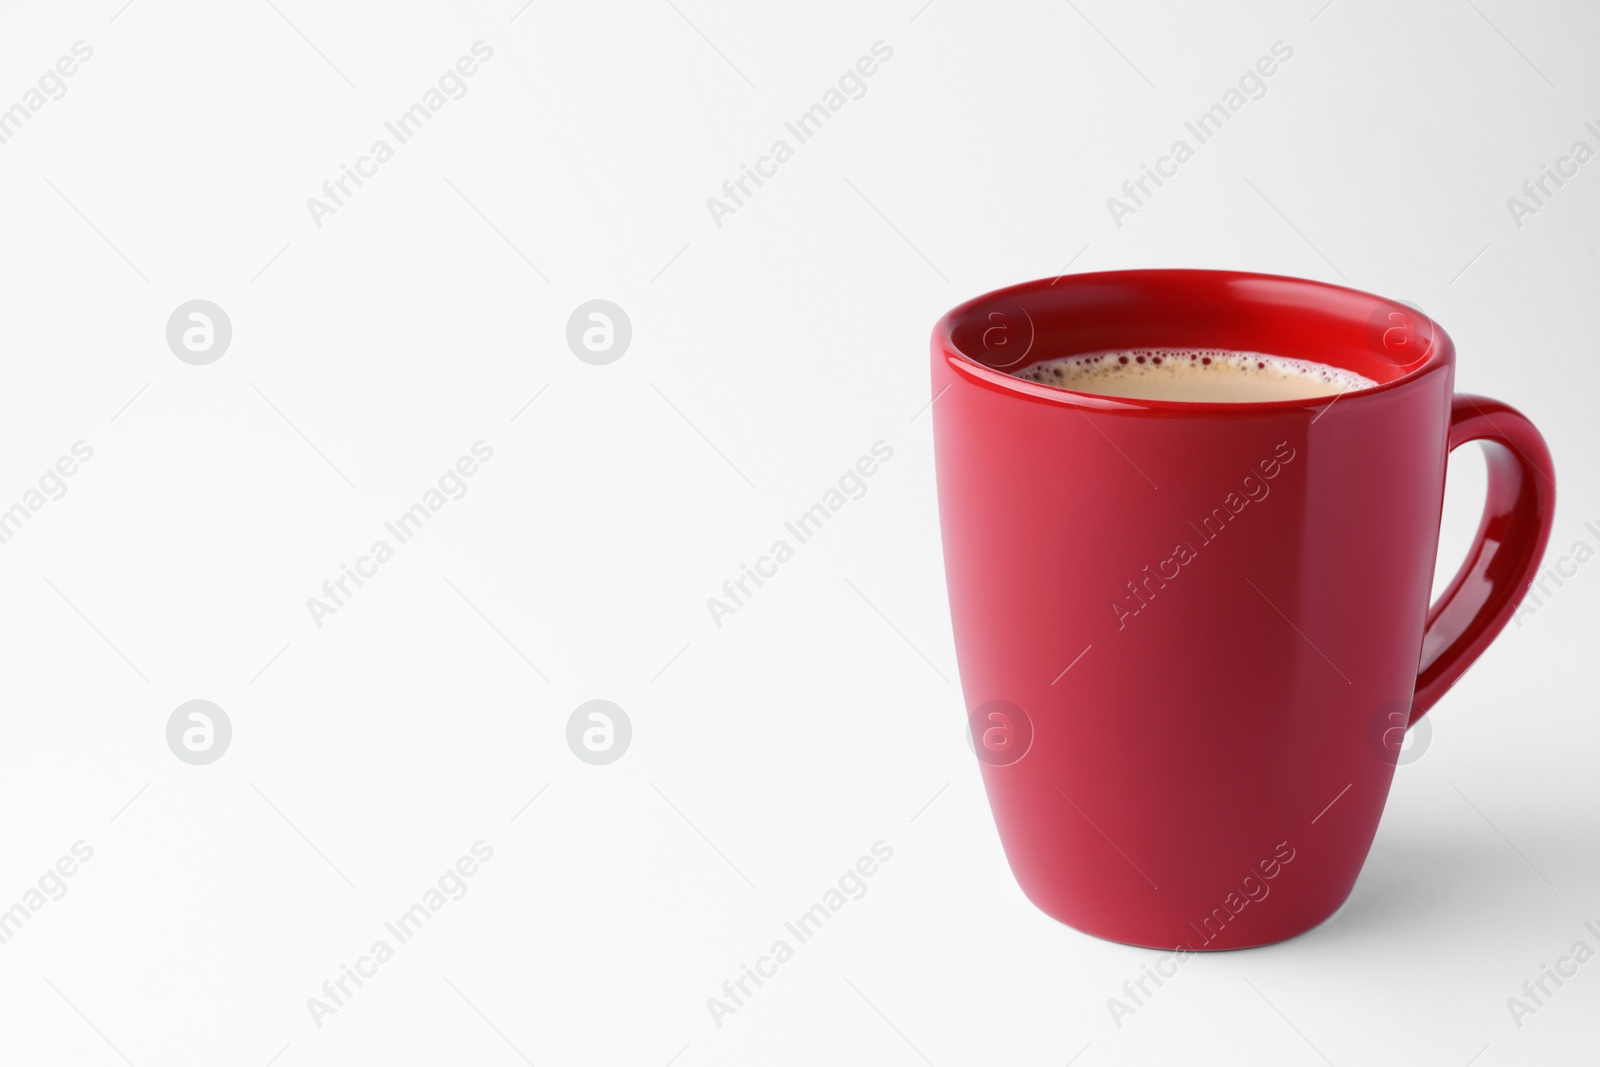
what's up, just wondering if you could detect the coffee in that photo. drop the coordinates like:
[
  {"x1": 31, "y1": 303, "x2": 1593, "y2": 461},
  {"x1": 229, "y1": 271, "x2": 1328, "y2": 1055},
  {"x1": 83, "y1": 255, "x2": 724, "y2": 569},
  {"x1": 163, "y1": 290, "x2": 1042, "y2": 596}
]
[{"x1": 1012, "y1": 349, "x2": 1376, "y2": 403}]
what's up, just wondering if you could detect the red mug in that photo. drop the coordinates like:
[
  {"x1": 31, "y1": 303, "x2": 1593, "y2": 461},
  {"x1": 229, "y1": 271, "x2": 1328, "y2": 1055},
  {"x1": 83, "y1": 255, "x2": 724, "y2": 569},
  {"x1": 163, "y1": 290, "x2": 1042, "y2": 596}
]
[{"x1": 931, "y1": 270, "x2": 1555, "y2": 949}]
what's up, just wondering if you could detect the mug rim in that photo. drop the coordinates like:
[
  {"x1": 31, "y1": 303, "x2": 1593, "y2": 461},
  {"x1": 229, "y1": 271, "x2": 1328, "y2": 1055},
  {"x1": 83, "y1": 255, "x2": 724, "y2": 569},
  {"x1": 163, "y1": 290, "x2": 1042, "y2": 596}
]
[{"x1": 932, "y1": 268, "x2": 1454, "y2": 415}]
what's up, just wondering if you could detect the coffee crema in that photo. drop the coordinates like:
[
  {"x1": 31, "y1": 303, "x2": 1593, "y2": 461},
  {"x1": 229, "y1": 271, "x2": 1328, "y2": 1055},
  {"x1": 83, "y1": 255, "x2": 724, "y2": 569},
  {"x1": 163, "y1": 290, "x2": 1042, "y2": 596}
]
[{"x1": 1011, "y1": 349, "x2": 1377, "y2": 403}]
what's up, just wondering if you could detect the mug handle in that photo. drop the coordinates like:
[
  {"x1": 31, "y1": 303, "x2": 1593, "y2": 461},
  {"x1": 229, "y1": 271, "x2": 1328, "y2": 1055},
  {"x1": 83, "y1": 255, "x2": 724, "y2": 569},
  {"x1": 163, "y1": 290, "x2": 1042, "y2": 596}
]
[{"x1": 1411, "y1": 395, "x2": 1556, "y2": 723}]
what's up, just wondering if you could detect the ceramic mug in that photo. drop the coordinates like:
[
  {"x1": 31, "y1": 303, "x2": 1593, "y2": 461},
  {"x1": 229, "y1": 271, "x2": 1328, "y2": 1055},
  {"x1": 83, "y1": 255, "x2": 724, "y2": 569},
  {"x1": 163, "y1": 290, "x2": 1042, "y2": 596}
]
[{"x1": 931, "y1": 270, "x2": 1555, "y2": 949}]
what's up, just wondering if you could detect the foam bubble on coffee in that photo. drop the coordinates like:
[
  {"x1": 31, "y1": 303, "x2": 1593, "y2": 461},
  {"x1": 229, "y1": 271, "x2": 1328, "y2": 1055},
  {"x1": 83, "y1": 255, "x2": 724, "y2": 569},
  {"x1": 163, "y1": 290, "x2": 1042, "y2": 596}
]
[{"x1": 1012, "y1": 349, "x2": 1377, "y2": 403}]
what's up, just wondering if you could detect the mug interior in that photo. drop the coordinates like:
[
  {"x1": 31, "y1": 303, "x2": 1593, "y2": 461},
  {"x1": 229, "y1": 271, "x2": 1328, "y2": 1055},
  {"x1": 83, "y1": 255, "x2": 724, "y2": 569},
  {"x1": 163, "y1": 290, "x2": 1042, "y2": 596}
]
[{"x1": 939, "y1": 269, "x2": 1451, "y2": 407}]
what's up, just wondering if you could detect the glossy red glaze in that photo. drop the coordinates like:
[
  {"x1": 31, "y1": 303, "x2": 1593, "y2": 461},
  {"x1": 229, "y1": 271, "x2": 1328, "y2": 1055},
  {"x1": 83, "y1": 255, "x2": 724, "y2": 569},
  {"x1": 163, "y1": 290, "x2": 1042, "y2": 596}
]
[{"x1": 931, "y1": 270, "x2": 1555, "y2": 950}]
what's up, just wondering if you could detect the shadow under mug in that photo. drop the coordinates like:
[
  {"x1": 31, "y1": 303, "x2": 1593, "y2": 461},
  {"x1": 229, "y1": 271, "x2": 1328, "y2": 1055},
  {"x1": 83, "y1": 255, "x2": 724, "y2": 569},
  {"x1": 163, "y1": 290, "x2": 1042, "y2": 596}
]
[{"x1": 930, "y1": 270, "x2": 1555, "y2": 949}]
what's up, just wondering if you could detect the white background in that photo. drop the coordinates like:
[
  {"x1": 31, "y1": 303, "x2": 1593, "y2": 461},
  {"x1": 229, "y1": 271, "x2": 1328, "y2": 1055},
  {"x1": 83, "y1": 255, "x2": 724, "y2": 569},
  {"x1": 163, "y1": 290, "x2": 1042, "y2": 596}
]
[{"x1": 1, "y1": 1, "x2": 1596, "y2": 1064}]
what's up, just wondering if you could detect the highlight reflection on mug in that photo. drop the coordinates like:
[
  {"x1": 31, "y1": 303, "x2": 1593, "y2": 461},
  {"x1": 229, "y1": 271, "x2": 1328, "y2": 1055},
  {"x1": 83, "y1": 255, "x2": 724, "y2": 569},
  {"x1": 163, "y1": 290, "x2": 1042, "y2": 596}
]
[{"x1": 967, "y1": 699, "x2": 1033, "y2": 767}]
